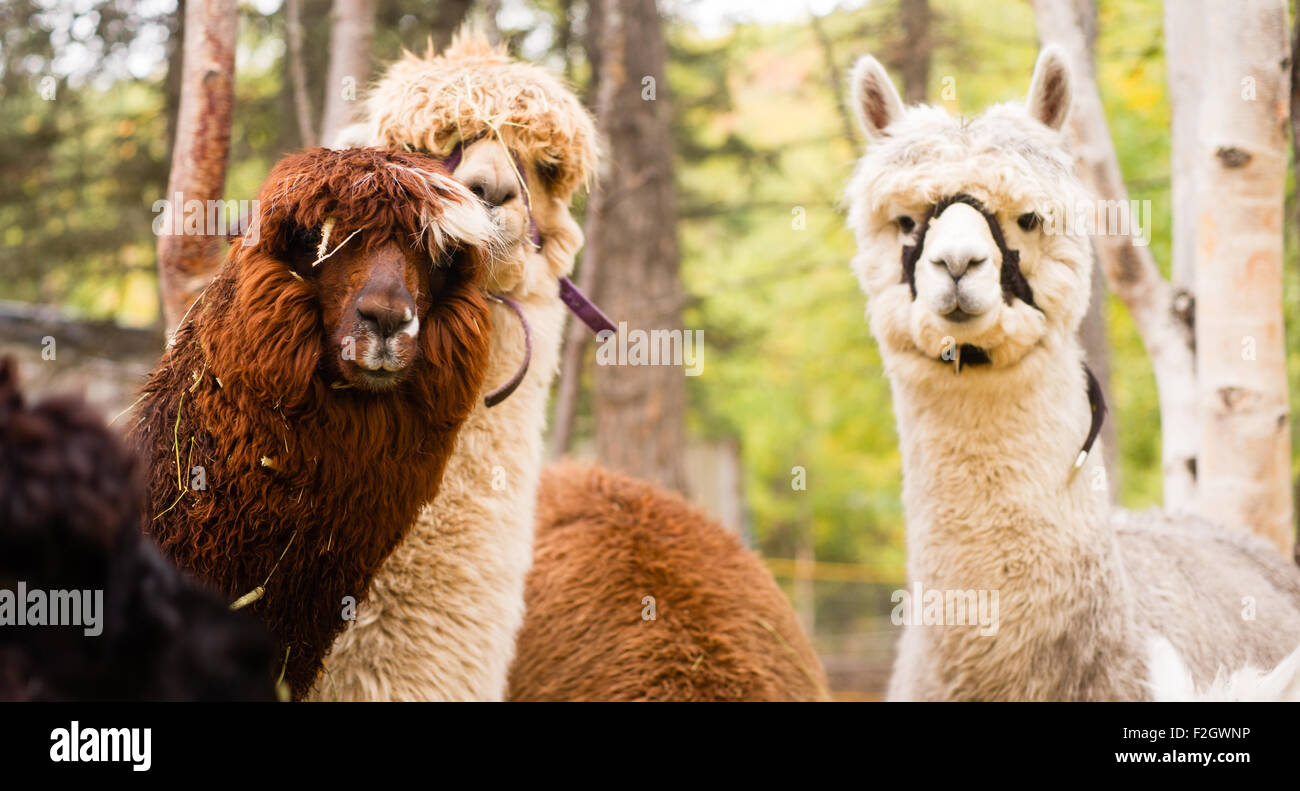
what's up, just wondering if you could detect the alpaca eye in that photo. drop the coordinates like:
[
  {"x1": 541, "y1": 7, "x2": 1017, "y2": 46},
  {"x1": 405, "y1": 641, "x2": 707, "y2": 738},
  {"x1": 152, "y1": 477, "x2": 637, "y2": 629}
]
[
  {"x1": 283, "y1": 224, "x2": 323, "y2": 273},
  {"x1": 536, "y1": 160, "x2": 561, "y2": 185},
  {"x1": 1017, "y1": 212, "x2": 1041, "y2": 231},
  {"x1": 289, "y1": 224, "x2": 322, "y2": 253},
  {"x1": 896, "y1": 216, "x2": 916, "y2": 234}
]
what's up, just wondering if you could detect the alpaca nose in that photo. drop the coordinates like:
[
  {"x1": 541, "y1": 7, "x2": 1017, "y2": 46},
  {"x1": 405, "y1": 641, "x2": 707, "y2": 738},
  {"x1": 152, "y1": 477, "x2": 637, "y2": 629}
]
[
  {"x1": 356, "y1": 292, "x2": 415, "y2": 339},
  {"x1": 463, "y1": 172, "x2": 520, "y2": 207},
  {"x1": 932, "y1": 254, "x2": 986, "y2": 280}
]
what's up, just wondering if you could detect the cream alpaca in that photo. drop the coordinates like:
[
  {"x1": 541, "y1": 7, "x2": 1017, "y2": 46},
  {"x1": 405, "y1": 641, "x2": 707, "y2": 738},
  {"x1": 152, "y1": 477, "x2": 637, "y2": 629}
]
[
  {"x1": 846, "y1": 48, "x2": 1300, "y2": 700},
  {"x1": 1146, "y1": 635, "x2": 1300, "y2": 701},
  {"x1": 308, "y1": 31, "x2": 594, "y2": 701}
]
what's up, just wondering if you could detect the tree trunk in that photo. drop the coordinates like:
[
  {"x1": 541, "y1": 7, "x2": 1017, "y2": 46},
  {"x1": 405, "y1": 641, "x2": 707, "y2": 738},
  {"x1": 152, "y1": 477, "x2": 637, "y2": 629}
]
[
  {"x1": 1065, "y1": 0, "x2": 1117, "y2": 497},
  {"x1": 557, "y1": 0, "x2": 575, "y2": 78},
  {"x1": 1079, "y1": 252, "x2": 1118, "y2": 498},
  {"x1": 156, "y1": 0, "x2": 236, "y2": 337},
  {"x1": 899, "y1": 0, "x2": 931, "y2": 104},
  {"x1": 1292, "y1": 0, "x2": 1300, "y2": 566},
  {"x1": 1165, "y1": 0, "x2": 1205, "y2": 290},
  {"x1": 483, "y1": 0, "x2": 502, "y2": 44},
  {"x1": 551, "y1": 0, "x2": 612, "y2": 456},
  {"x1": 583, "y1": 0, "x2": 606, "y2": 107},
  {"x1": 589, "y1": 0, "x2": 689, "y2": 493},
  {"x1": 286, "y1": 0, "x2": 316, "y2": 147},
  {"x1": 161, "y1": 0, "x2": 186, "y2": 177},
  {"x1": 430, "y1": 0, "x2": 473, "y2": 53},
  {"x1": 318, "y1": 0, "x2": 375, "y2": 146},
  {"x1": 1191, "y1": 0, "x2": 1293, "y2": 555},
  {"x1": 1032, "y1": 0, "x2": 1199, "y2": 509}
]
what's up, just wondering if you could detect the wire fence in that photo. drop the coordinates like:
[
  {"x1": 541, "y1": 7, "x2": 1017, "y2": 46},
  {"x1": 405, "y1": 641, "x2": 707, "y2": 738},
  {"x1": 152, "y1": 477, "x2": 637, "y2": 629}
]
[{"x1": 768, "y1": 561, "x2": 904, "y2": 700}]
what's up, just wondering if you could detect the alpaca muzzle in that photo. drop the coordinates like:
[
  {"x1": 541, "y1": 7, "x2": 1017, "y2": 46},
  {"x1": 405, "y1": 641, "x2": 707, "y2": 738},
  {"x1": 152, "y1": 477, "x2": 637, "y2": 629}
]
[{"x1": 901, "y1": 193, "x2": 1037, "y2": 313}]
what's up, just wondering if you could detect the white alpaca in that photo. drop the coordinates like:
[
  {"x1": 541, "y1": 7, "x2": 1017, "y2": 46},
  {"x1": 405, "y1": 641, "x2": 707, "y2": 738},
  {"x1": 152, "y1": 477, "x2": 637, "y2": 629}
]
[
  {"x1": 1147, "y1": 636, "x2": 1300, "y2": 701},
  {"x1": 845, "y1": 47, "x2": 1300, "y2": 700},
  {"x1": 307, "y1": 32, "x2": 596, "y2": 701}
]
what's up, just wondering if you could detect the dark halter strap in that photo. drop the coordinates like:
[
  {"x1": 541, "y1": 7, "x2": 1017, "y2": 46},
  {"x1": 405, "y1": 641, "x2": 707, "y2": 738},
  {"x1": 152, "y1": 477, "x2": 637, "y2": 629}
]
[
  {"x1": 909, "y1": 194, "x2": 1104, "y2": 474},
  {"x1": 1077, "y1": 363, "x2": 1107, "y2": 471},
  {"x1": 482, "y1": 293, "x2": 532, "y2": 407}
]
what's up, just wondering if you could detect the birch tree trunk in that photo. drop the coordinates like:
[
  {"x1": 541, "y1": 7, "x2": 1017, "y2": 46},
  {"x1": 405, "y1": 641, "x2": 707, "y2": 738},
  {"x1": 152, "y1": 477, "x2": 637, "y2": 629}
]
[
  {"x1": 318, "y1": 0, "x2": 375, "y2": 146},
  {"x1": 156, "y1": 0, "x2": 236, "y2": 337},
  {"x1": 1190, "y1": 0, "x2": 1293, "y2": 555},
  {"x1": 1032, "y1": 0, "x2": 1199, "y2": 508},
  {"x1": 1164, "y1": 0, "x2": 1205, "y2": 290},
  {"x1": 589, "y1": 0, "x2": 690, "y2": 493}
]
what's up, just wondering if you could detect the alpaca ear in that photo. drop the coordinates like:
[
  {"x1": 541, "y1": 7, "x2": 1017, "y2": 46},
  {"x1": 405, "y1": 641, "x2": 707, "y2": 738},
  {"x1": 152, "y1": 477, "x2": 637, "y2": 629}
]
[
  {"x1": 850, "y1": 55, "x2": 905, "y2": 142},
  {"x1": 1027, "y1": 46, "x2": 1073, "y2": 131}
]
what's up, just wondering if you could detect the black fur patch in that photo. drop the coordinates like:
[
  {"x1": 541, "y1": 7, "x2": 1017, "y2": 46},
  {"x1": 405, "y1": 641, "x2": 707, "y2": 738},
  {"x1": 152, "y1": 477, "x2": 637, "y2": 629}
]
[
  {"x1": 899, "y1": 193, "x2": 1039, "y2": 310},
  {"x1": 959, "y1": 345, "x2": 991, "y2": 366}
]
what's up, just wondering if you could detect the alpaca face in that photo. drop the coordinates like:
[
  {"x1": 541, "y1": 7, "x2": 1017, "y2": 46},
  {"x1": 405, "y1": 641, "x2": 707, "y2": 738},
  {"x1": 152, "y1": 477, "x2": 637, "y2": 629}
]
[
  {"x1": 446, "y1": 134, "x2": 581, "y2": 297},
  {"x1": 845, "y1": 48, "x2": 1093, "y2": 370},
  {"x1": 311, "y1": 237, "x2": 453, "y2": 391},
  {"x1": 218, "y1": 147, "x2": 498, "y2": 405}
]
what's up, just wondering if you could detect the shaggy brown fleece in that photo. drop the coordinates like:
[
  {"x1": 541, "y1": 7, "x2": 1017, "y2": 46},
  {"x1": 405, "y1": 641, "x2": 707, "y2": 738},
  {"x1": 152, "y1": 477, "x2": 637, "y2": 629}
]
[
  {"x1": 0, "y1": 358, "x2": 277, "y2": 701},
  {"x1": 126, "y1": 147, "x2": 493, "y2": 698},
  {"x1": 507, "y1": 463, "x2": 829, "y2": 701}
]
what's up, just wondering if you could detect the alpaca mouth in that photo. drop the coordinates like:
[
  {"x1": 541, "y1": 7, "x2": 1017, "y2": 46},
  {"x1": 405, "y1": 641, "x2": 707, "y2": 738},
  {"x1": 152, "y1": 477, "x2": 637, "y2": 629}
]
[
  {"x1": 348, "y1": 346, "x2": 412, "y2": 390},
  {"x1": 352, "y1": 367, "x2": 403, "y2": 390},
  {"x1": 489, "y1": 207, "x2": 529, "y2": 252},
  {"x1": 942, "y1": 308, "x2": 979, "y2": 323}
]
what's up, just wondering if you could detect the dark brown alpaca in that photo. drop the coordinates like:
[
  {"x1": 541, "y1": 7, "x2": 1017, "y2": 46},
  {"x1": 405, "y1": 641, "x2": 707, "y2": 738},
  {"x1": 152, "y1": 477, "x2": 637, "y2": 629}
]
[
  {"x1": 126, "y1": 147, "x2": 495, "y2": 698},
  {"x1": 508, "y1": 463, "x2": 829, "y2": 701},
  {"x1": 0, "y1": 359, "x2": 277, "y2": 701}
]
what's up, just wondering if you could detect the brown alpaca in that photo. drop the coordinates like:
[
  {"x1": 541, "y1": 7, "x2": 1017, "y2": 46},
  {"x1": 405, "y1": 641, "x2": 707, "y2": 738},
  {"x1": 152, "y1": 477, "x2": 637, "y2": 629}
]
[
  {"x1": 126, "y1": 147, "x2": 496, "y2": 699},
  {"x1": 507, "y1": 463, "x2": 829, "y2": 701}
]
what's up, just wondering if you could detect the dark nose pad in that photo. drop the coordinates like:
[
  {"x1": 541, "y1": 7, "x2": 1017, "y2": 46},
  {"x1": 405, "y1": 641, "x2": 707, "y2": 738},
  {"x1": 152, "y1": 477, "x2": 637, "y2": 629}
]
[
  {"x1": 935, "y1": 256, "x2": 984, "y2": 280},
  {"x1": 464, "y1": 174, "x2": 519, "y2": 208},
  {"x1": 356, "y1": 292, "x2": 414, "y2": 339}
]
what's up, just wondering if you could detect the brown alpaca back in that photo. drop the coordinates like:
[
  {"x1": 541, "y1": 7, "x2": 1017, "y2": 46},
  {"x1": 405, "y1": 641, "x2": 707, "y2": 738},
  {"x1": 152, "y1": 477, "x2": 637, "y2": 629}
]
[{"x1": 507, "y1": 463, "x2": 828, "y2": 701}]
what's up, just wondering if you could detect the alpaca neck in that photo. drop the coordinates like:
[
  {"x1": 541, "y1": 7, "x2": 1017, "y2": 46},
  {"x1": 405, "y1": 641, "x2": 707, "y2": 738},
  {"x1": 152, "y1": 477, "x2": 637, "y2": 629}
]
[
  {"x1": 312, "y1": 279, "x2": 567, "y2": 701},
  {"x1": 893, "y1": 336, "x2": 1109, "y2": 547},
  {"x1": 888, "y1": 335, "x2": 1136, "y2": 698}
]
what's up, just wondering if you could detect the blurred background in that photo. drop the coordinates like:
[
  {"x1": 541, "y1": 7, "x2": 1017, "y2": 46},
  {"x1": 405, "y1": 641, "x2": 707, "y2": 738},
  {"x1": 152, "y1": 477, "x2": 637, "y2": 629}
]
[{"x1": 2, "y1": 0, "x2": 1296, "y2": 698}]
